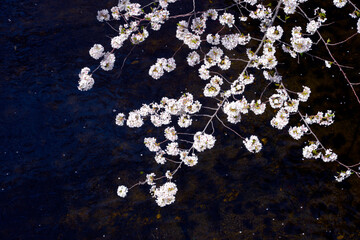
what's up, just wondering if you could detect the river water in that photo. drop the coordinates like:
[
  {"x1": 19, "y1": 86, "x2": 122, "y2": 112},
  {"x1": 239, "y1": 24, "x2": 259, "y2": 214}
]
[{"x1": 1, "y1": 0, "x2": 360, "y2": 239}]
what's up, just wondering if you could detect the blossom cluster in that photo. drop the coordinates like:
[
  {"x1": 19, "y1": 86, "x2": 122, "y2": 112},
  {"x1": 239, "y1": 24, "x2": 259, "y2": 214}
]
[
  {"x1": 288, "y1": 125, "x2": 308, "y2": 140},
  {"x1": 243, "y1": 135, "x2": 262, "y2": 153},
  {"x1": 78, "y1": 0, "x2": 360, "y2": 207},
  {"x1": 335, "y1": 170, "x2": 352, "y2": 182},
  {"x1": 305, "y1": 110, "x2": 335, "y2": 126},
  {"x1": 78, "y1": 0, "x2": 178, "y2": 90},
  {"x1": 193, "y1": 132, "x2": 216, "y2": 152},
  {"x1": 78, "y1": 67, "x2": 94, "y2": 91},
  {"x1": 149, "y1": 58, "x2": 176, "y2": 80},
  {"x1": 302, "y1": 141, "x2": 338, "y2": 164},
  {"x1": 115, "y1": 93, "x2": 201, "y2": 129},
  {"x1": 151, "y1": 182, "x2": 178, "y2": 207},
  {"x1": 290, "y1": 26, "x2": 313, "y2": 53}
]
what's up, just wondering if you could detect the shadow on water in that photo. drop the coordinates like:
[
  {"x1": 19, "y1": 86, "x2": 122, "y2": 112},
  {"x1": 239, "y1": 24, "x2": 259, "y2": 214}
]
[{"x1": 0, "y1": 0, "x2": 360, "y2": 239}]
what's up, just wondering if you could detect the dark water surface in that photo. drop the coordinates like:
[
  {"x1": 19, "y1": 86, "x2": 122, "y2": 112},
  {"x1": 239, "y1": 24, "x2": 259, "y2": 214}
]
[{"x1": 1, "y1": 0, "x2": 360, "y2": 239}]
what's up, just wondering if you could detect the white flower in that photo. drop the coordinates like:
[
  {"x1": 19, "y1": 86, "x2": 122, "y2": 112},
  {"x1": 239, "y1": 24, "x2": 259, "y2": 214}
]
[
  {"x1": 111, "y1": 6, "x2": 121, "y2": 20},
  {"x1": 97, "y1": 9, "x2": 110, "y2": 22},
  {"x1": 238, "y1": 98, "x2": 249, "y2": 114},
  {"x1": 218, "y1": 56, "x2": 231, "y2": 70},
  {"x1": 284, "y1": 99, "x2": 299, "y2": 113},
  {"x1": 250, "y1": 100, "x2": 266, "y2": 115},
  {"x1": 187, "y1": 51, "x2": 201, "y2": 66},
  {"x1": 243, "y1": 135, "x2": 262, "y2": 153},
  {"x1": 269, "y1": 94, "x2": 285, "y2": 108},
  {"x1": 124, "y1": 3, "x2": 143, "y2": 18},
  {"x1": 325, "y1": 60, "x2": 332, "y2": 68},
  {"x1": 130, "y1": 29, "x2": 149, "y2": 44},
  {"x1": 164, "y1": 127, "x2": 178, "y2": 141},
  {"x1": 89, "y1": 44, "x2": 104, "y2": 60},
  {"x1": 335, "y1": 170, "x2": 352, "y2": 182},
  {"x1": 100, "y1": 52, "x2": 116, "y2": 71},
  {"x1": 183, "y1": 153, "x2": 198, "y2": 167},
  {"x1": 239, "y1": 73, "x2": 255, "y2": 85},
  {"x1": 219, "y1": 13, "x2": 235, "y2": 27},
  {"x1": 210, "y1": 75, "x2": 223, "y2": 86},
  {"x1": 349, "y1": 12, "x2": 357, "y2": 18},
  {"x1": 191, "y1": 17, "x2": 206, "y2": 35},
  {"x1": 118, "y1": 0, "x2": 130, "y2": 12},
  {"x1": 146, "y1": 173, "x2": 156, "y2": 185},
  {"x1": 165, "y1": 99, "x2": 180, "y2": 115},
  {"x1": 259, "y1": 52, "x2": 277, "y2": 69},
  {"x1": 78, "y1": 67, "x2": 94, "y2": 91},
  {"x1": 270, "y1": 108, "x2": 290, "y2": 130},
  {"x1": 198, "y1": 65, "x2": 211, "y2": 80},
  {"x1": 221, "y1": 34, "x2": 239, "y2": 50},
  {"x1": 77, "y1": 75, "x2": 94, "y2": 91},
  {"x1": 178, "y1": 114, "x2": 192, "y2": 128},
  {"x1": 291, "y1": 37, "x2": 312, "y2": 53},
  {"x1": 238, "y1": 34, "x2": 251, "y2": 45},
  {"x1": 206, "y1": 47, "x2": 223, "y2": 63},
  {"x1": 357, "y1": 19, "x2": 360, "y2": 34},
  {"x1": 177, "y1": 93, "x2": 194, "y2": 107},
  {"x1": 333, "y1": 0, "x2": 347, "y2": 8},
  {"x1": 223, "y1": 101, "x2": 242, "y2": 124},
  {"x1": 244, "y1": 0, "x2": 257, "y2": 6},
  {"x1": 115, "y1": 113, "x2": 126, "y2": 126},
  {"x1": 302, "y1": 142, "x2": 321, "y2": 159},
  {"x1": 151, "y1": 22, "x2": 161, "y2": 31},
  {"x1": 246, "y1": 49, "x2": 256, "y2": 60},
  {"x1": 185, "y1": 101, "x2": 201, "y2": 114},
  {"x1": 111, "y1": 36, "x2": 124, "y2": 49},
  {"x1": 184, "y1": 33, "x2": 201, "y2": 49},
  {"x1": 315, "y1": 8, "x2": 327, "y2": 23},
  {"x1": 163, "y1": 58, "x2": 176, "y2": 72},
  {"x1": 153, "y1": 182, "x2": 178, "y2": 207},
  {"x1": 176, "y1": 20, "x2": 189, "y2": 40},
  {"x1": 250, "y1": 5, "x2": 272, "y2": 19},
  {"x1": 193, "y1": 132, "x2": 216, "y2": 152},
  {"x1": 166, "y1": 142, "x2": 180, "y2": 156},
  {"x1": 223, "y1": 99, "x2": 248, "y2": 117},
  {"x1": 179, "y1": 150, "x2": 188, "y2": 160},
  {"x1": 306, "y1": 20, "x2": 320, "y2": 35},
  {"x1": 126, "y1": 111, "x2": 144, "y2": 128},
  {"x1": 230, "y1": 80, "x2": 245, "y2": 95},
  {"x1": 322, "y1": 149, "x2": 338, "y2": 162},
  {"x1": 165, "y1": 170, "x2": 173, "y2": 180},
  {"x1": 263, "y1": 71, "x2": 282, "y2": 83},
  {"x1": 205, "y1": 9, "x2": 218, "y2": 20},
  {"x1": 117, "y1": 185, "x2": 128, "y2": 198},
  {"x1": 282, "y1": 44, "x2": 297, "y2": 58},
  {"x1": 150, "y1": 114, "x2": 163, "y2": 127},
  {"x1": 321, "y1": 110, "x2": 335, "y2": 126},
  {"x1": 239, "y1": 16, "x2": 248, "y2": 21},
  {"x1": 160, "y1": 111, "x2": 172, "y2": 125},
  {"x1": 159, "y1": 0, "x2": 172, "y2": 8},
  {"x1": 206, "y1": 33, "x2": 220, "y2": 45},
  {"x1": 298, "y1": 86, "x2": 311, "y2": 102},
  {"x1": 139, "y1": 104, "x2": 152, "y2": 117},
  {"x1": 144, "y1": 137, "x2": 161, "y2": 152},
  {"x1": 155, "y1": 151, "x2": 166, "y2": 164},
  {"x1": 283, "y1": 1, "x2": 298, "y2": 15},
  {"x1": 266, "y1": 26, "x2": 283, "y2": 41},
  {"x1": 288, "y1": 125, "x2": 308, "y2": 140},
  {"x1": 204, "y1": 83, "x2": 221, "y2": 97},
  {"x1": 305, "y1": 110, "x2": 335, "y2": 126},
  {"x1": 263, "y1": 42, "x2": 276, "y2": 55},
  {"x1": 149, "y1": 63, "x2": 164, "y2": 79}
]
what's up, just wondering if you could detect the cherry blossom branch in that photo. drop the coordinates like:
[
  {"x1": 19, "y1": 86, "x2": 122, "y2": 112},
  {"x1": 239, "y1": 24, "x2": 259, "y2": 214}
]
[{"x1": 297, "y1": 6, "x2": 360, "y2": 104}]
